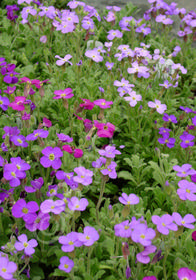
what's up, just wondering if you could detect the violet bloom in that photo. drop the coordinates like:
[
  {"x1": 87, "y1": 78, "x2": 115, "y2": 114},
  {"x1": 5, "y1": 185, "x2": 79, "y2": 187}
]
[
  {"x1": 143, "y1": 277, "x2": 157, "y2": 280},
  {"x1": 105, "y1": 62, "x2": 114, "y2": 70},
  {"x1": 12, "y1": 199, "x2": 39, "y2": 223},
  {"x1": 162, "y1": 113, "x2": 177, "y2": 123},
  {"x1": 173, "y1": 164, "x2": 196, "y2": 177},
  {"x1": 107, "y1": 30, "x2": 123, "y2": 40},
  {"x1": 137, "y1": 245, "x2": 157, "y2": 264},
  {"x1": 119, "y1": 193, "x2": 139, "y2": 205},
  {"x1": 159, "y1": 80, "x2": 173, "y2": 89},
  {"x1": 53, "y1": 88, "x2": 74, "y2": 99},
  {"x1": 179, "y1": 132, "x2": 195, "y2": 148},
  {"x1": 25, "y1": 177, "x2": 44, "y2": 193},
  {"x1": 11, "y1": 135, "x2": 28, "y2": 147},
  {"x1": 26, "y1": 129, "x2": 49, "y2": 141},
  {"x1": 82, "y1": 16, "x2": 94, "y2": 30},
  {"x1": 92, "y1": 157, "x2": 106, "y2": 168},
  {"x1": 55, "y1": 54, "x2": 72, "y2": 66},
  {"x1": 3, "y1": 163, "x2": 26, "y2": 187},
  {"x1": 124, "y1": 92, "x2": 142, "y2": 107},
  {"x1": 25, "y1": 211, "x2": 50, "y2": 232},
  {"x1": 73, "y1": 166, "x2": 93, "y2": 186},
  {"x1": 98, "y1": 145, "x2": 121, "y2": 158},
  {"x1": 158, "y1": 127, "x2": 171, "y2": 135},
  {"x1": 148, "y1": 99, "x2": 167, "y2": 114},
  {"x1": 43, "y1": 117, "x2": 52, "y2": 128},
  {"x1": 0, "y1": 96, "x2": 10, "y2": 111},
  {"x1": 10, "y1": 157, "x2": 30, "y2": 172},
  {"x1": 85, "y1": 50, "x2": 103, "y2": 62},
  {"x1": 40, "y1": 147, "x2": 63, "y2": 169},
  {"x1": 68, "y1": 197, "x2": 88, "y2": 211},
  {"x1": 152, "y1": 214, "x2": 178, "y2": 235},
  {"x1": 57, "y1": 133, "x2": 73, "y2": 143},
  {"x1": 172, "y1": 212, "x2": 195, "y2": 229},
  {"x1": 177, "y1": 267, "x2": 196, "y2": 280},
  {"x1": 9, "y1": 96, "x2": 26, "y2": 111},
  {"x1": 59, "y1": 232, "x2": 83, "y2": 252},
  {"x1": 158, "y1": 134, "x2": 176, "y2": 148},
  {"x1": 15, "y1": 234, "x2": 38, "y2": 256},
  {"x1": 94, "y1": 99, "x2": 113, "y2": 109},
  {"x1": 78, "y1": 226, "x2": 99, "y2": 246},
  {"x1": 0, "y1": 256, "x2": 17, "y2": 280},
  {"x1": 127, "y1": 62, "x2": 150, "y2": 78},
  {"x1": 114, "y1": 220, "x2": 132, "y2": 238},
  {"x1": 40, "y1": 199, "x2": 65, "y2": 214},
  {"x1": 4, "y1": 86, "x2": 16, "y2": 95},
  {"x1": 47, "y1": 185, "x2": 58, "y2": 197},
  {"x1": 101, "y1": 161, "x2": 117, "y2": 179},
  {"x1": 62, "y1": 145, "x2": 83, "y2": 158},
  {"x1": 177, "y1": 180, "x2": 196, "y2": 201},
  {"x1": 132, "y1": 224, "x2": 156, "y2": 246},
  {"x1": 59, "y1": 256, "x2": 74, "y2": 273}
]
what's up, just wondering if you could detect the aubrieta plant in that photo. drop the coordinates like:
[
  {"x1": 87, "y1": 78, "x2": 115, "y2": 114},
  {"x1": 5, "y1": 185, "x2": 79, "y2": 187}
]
[{"x1": 0, "y1": 0, "x2": 195, "y2": 279}]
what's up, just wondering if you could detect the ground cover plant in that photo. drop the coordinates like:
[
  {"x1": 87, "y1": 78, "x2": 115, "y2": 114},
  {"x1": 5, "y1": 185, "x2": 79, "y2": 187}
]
[{"x1": 0, "y1": 0, "x2": 196, "y2": 279}]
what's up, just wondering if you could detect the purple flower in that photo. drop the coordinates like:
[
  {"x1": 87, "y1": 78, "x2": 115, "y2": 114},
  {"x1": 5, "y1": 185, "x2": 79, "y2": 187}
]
[
  {"x1": 58, "y1": 256, "x2": 74, "y2": 273},
  {"x1": 25, "y1": 177, "x2": 44, "y2": 193},
  {"x1": 98, "y1": 145, "x2": 121, "y2": 158},
  {"x1": 158, "y1": 134, "x2": 176, "y2": 148},
  {"x1": 25, "y1": 211, "x2": 50, "y2": 232},
  {"x1": 179, "y1": 132, "x2": 195, "y2": 148},
  {"x1": 159, "y1": 127, "x2": 171, "y2": 135},
  {"x1": 55, "y1": 54, "x2": 72, "y2": 66},
  {"x1": 173, "y1": 164, "x2": 196, "y2": 177},
  {"x1": 127, "y1": 62, "x2": 150, "y2": 78},
  {"x1": 172, "y1": 212, "x2": 195, "y2": 229},
  {"x1": 124, "y1": 91, "x2": 142, "y2": 107},
  {"x1": 4, "y1": 86, "x2": 16, "y2": 95},
  {"x1": 0, "y1": 256, "x2": 17, "y2": 280},
  {"x1": 53, "y1": 88, "x2": 74, "y2": 99},
  {"x1": 105, "y1": 62, "x2": 114, "y2": 70},
  {"x1": 148, "y1": 99, "x2": 167, "y2": 114},
  {"x1": 143, "y1": 277, "x2": 157, "y2": 280},
  {"x1": 3, "y1": 163, "x2": 26, "y2": 187},
  {"x1": 11, "y1": 135, "x2": 28, "y2": 147},
  {"x1": 152, "y1": 214, "x2": 178, "y2": 235},
  {"x1": 26, "y1": 129, "x2": 49, "y2": 141},
  {"x1": 78, "y1": 226, "x2": 99, "y2": 246},
  {"x1": 0, "y1": 96, "x2": 10, "y2": 111},
  {"x1": 85, "y1": 50, "x2": 103, "y2": 62},
  {"x1": 119, "y1": 193, "x2": 139, "y2": 205},
  {"x1": 177, "y1": 180, "x2": 196, "y2": 201},
  {"x1": 10, "y1": 157, "x2": 30, "y2": 172},
  {"x1": 101, "y1": 161, "x2": 117, "y2": 179},
  {"x1": 114, "y1": 220, "x2": 133, "y2": 238},
  {"x1": 47, "y1": 185, "x2": 58, "y2": 197},
  {"x1": 132, "y1": 224, "x2": 156, "y2": 246},
  {"x1": 59, "y1": 232, "x2": 83, "y2": 252},
  {"x1": 40, "y1": 147, "x2": 63, "y2": 169},
  {"x1": 73, "y1": 167, "x2": 93, "y2": 186},
  {"x1": 82, "y1": 16, "x2": 94, "y2": 30},
  {"x1": 15, "y1": 234, "x2": 38, "y2": 256},
  {"x1": 126, "y1": 266, "x2": 131, "y2": 279},
  {"x1": 94, "y1": 99, "x2": 113, "y2": 109},
  {"x1": 12, "y1": 199, "x2": 39, "y2": 223},
  {"x1": 56, "y1": 133, "x2": 73, "y2": 143},
  {"x1": 162, "y1": 113, "x2": 177, "y2": 123},
  {"x1": 137, "y1": 245, "x2": 157, "y2": 264},
  {"x1": 179, "y1": 106, "x2": 195, "y2": 114},
  {"x1": 92, "y1": 157, "x2": 106, "y2": 168},
  {"x1": 107, "y1": 30, "x2": 123, "y2": 40},
  {"x1": 40, "y1": 199, "x2": 65, "y2": 214},
  {"x1": 68, "y1": 197, "x2": 88, "y2": 211},
  {"x1": 177, "y1": 267, "x2": 196, "y2": 280}
]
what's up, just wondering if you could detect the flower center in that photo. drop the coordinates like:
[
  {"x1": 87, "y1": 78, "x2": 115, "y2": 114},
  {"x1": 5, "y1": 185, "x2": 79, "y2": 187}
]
[
  {"x1": 17, "y1": 139, "x2": 22, "y2": 144},
  {"x1": 140, "y1": 234, "x2": 145, "y2": 239},
  {"x1": 162, "y1": 222, "x2": 166, "y2": 227},
  {"x1": 51, "y1": 205, "x2": 55, "y2": 209},
  {"x1": 23, "y1": 242, "x2": 28, "y2": 247},
  {"x1": 16, "y1": 164, "x2": 21, "y2": 170},
  {"x1": 186, "y1": 189, "x2": 190, "y2": 193},
  {"x1": 35, "y1": 218, "x2": 41, "y2": 224},
  {"x1": 11, "y1": 172, "x2": 16, "y2": 177},
  {"x1": 1, "y1": 268, "x2": 7, "y2": 272},
  {"x1": 49, "y1": 153, "x2": 55, "y2": 161},
  {"x1": 108, "y1": 168, "x2": 112, "y2": 172},
  {"x1": 34, "y1": 133, "x2": 39, "y2": 137},
  {"x1": 181, "y1": 220, "x2": 185, "y2": 224},
  {"x1": 50, "y1": 189, "x2": 55, "y2": 194},
  {"x1": 101, "y1": 102, "x2": 106, "y2": 105},
  {"x1": 64, "y1": 264, "x2": 69, "y2": 269},
  {"x1": 124, "y1": 226, "x2": 129, "y2": 230},
  {"x1": 185, "y1": 140, "x2": 189, "y2": 143},
  {"x1": 67, "y1": 175, "x2": 70, "y2": 179},
  {"x1": 86, "y1": 235, "x2": 90, "y2": 240},
  {"x1": 0, "y1": 101, "x2": 3, "y2": 105},
  {"x1": 68, "y1": 241, "x2": 74, "y2": 245},
  {"x1": 81, "y1": 175, "x2": 85, "y2": 178},
  {"x1": 22, "y1": 207, "x2": 29, "y2": 214},
  {"x1": 61, "y1": 94, "x2": 67, "y2": 97},
  {"x1": 75, "y1": 205, "x2": 79, "y2": 208},
  {"x1": 103, "y1": 125, "x2": 108, "y2": 130}
]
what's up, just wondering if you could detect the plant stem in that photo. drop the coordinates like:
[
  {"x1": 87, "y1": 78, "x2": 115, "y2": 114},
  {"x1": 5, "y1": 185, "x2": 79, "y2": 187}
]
[
  {"x1": 96, "y1": 177, "x2": 106, "y2": 224},
  {"x1": 87, "y1": 246, "x2": 93, "y2": 275}
]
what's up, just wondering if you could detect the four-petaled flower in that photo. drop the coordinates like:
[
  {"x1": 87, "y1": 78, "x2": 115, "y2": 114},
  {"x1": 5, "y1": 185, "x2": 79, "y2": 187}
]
[{"x1": 40, "y1": 147, "x2": 63, "y2": 169}]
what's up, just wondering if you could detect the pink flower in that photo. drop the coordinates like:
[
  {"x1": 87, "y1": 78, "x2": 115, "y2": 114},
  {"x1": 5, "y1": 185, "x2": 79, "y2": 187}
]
[
  {"x1": 55, "y1": 54, "x2": 72, "y2": 66},
  {"x1": 53, "y1": 88, "x2": 74, "y2": 99},
  {"x1": 43, "y1": 117, "x2": 52, "y2": 128},
  {"x1": 93, "y1": 99, "x2": 113, "y2": 109},
  {"x1": 9, "y1": 96, "x2": 26, "y2": 111},
  {"x1": 148, "y1": 99, "x2": 167, "y2": 114},
  {"x1": 79, "y1": 99, "x2": 95, "y2": 110},
  {"x1": 94, "y1": 121, "x2": 115, "y2": 138},
  {"x1": 62, "y1": 145, "x2": 83, "y2": 158}
]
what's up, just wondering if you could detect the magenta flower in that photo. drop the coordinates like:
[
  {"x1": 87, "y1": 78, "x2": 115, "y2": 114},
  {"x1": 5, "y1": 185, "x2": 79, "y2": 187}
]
[
  {"x1": 15, "y1": 234, "x2": 38, "y2": 256},
  {"x1": 43, "y1": 117, "x2": 52, "y2": 127},
  {"x1": 94, "y1": 120, "x2": 115, "y2": 138},
  {"x1": 152, "y1": 214, "x2": 178, "y2": 235},
  {"x1": 59, "y1": 232, "x2": 83, "y2": 252},
  {"x1": 94, "y1": 99, "x2": 113, "y2": 109},
  {"x1": 25, "y1": 211, "x2": 50, "y2": 232},
  {"x1": 0, "y1": 256, "x2": 17, "y2": 280},
  {"x1": 4, "y1": 86, "x2": 16, "y2": 95},
  {"x1": 79, "y1": 98, "x2": 95, "y2": 110},
  {"x1": 12, "y1": 199, "x2": 39, "y2": 223},
  {"x1": 148, "y1": 99, "x2": 167, "y2": 114},
  {"x1": 26, "y1": 129, "x2": 49, "y2": 141},
  {"x1": 107, "y1": 30, "x2": 123, "y2": 40},
  {"x1": 47, "y1": 185, "x2": 58, "y2": 197},
  {"x1": 62, "y1": 145, "x2": 83, "y2": 158},
  {"x1": 40, "y1": 147, "x2": 63, "y2": 169},
  {"x1": 192, "y1": 231, "x2": 196, "y2": 241},
  {"x1": 172, "y1": 212, "x2": 195, "y2": 229},
  {"x1": 40, "y1": 199, "x2": 65, "y2": 214},
  {"x1": 53, "y1": 88, "x2": 74, "y2": 99},
  {"x1": 119, "y1": 193, "x2": 139, "y2": 205},
  {"x1": 143, "y1": 277, "x2": 157, "y2": 280},
  {"x1": 55, "y1": 54, "x2": 72, "y2": 66},
  {"x1": 180, "y1": 132, "x2": 195, "y2": 148},
  {"x1": 173, "y1": 164, "x2": 195, "y2": 177},
  {"x1": 9, "y1": 96, "x2": 26, "y2": 111},
  {"x1": 177, "y1": 180, "x2": 196, "y2": 201},
  {"x1": 59, "y1": 256, "x2": 74, "y2": 273},
  {"x1": 57, "y1": 133, "x2": 73, "y2": 143},
  {"x1": 0, "y1": 96, "x2": 10, "y2": 111},
  {"x1": 78, "y1": 226, "x2": 99, "y2": 246},
  {"x1": 177, "y1": 267, "x2": 196, "y2": 280},
  {"x1": 73, "y1": 166, "x2": 93, "y2": 186},
  {"x1": 68, "y1": 197, "x2": 88, "y2": 211}
]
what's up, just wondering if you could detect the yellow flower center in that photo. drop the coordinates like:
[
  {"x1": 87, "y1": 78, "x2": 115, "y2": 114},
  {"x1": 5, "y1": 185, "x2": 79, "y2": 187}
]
[
  {"x1": 49, "y1": 153, "x2": 55, "y2": 161},
  {"x1": 35, "y1": 133, "x2": 39, "y2": 137},
  {"x1": 17, "y1": 139, "x2": 22, "y2": 144},
  {"x1": 11, "y1": 172, "x2": 16, "y2": 177},
  {"x1": 140, "y1": 234, "x2": 145, "y2": 239},
  {"x1": 162, "y1": 222, "x2": 166, "y2": 227},
  {"x1": 101, "y1": 102, "x2": 106, "y2": 105},
  {"x1": 81, "y1": 175, "x2": 85, "y2": 178},
  {"x1": 186, "y1": 189, "x2": 190, "y2": 193},
  {"x1": 16, "y1": 165, "x2": 21, "y2": 170},
  {"x1": 185, "y1": 140, "x2": 189, "y2": 143},
  {"x1": 86, "y1": 235, "x2": 90, "y2": 240},
  {"x1": 1, "y1": 268, "x2": 7, "y2": 272},
  {"x1": 51, "y1": 205, "x2": 55, "y2": 209},
  {"x1": 181, "y1": 220, "x2": 185, "y2": 224},
  {"x1": 75, "y1": 205, "x2": 79, "y2": 208},
  {"x1": 67, "y1": 175, "x2": 70, "y2": 179},
  {"x1": 23, "y1": 242, "x2": 28, "y2": 248},
  {"x1": 124, "y1": 226, "x2": 129, "y2": 230},
  {"x1": 61, "y1": 93, "x2": 67, "y2": 97},
  {"x1": 68, "y1": 241, "x2": 74, "y2": 245},
  {"x1": 0, "y1": 101, "x2": 3, "y2": 105},
  {"x1": 64, "y1": 264, "x2": 69, "y2": 269},
  {"x1": 22, "y1": 207, "x2": 29, "y2": 214}
]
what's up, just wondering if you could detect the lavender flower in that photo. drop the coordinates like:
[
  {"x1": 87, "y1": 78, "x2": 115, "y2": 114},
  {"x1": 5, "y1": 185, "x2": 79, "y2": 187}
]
[
  {"x1": 59, "y1": 232, "x2": 83, "y2": 252},
  {"x1": 148, "y1": 99, "x2": 167, "y2": 114},
  {"x1": 68, "y1": 197, "x2": 88, "y2": 211},
  {"x1": 179, "y1": 132, "x2": 195, "y2": 148},
  {"x1": 98, "y1": 145, "x2": 121, "y2": 158},
  {"x1": 173, "y1": 164, "x2": 196, "y2": 177},
  {"x1": 162, "y1": 113, "x2": 177, "y2": 123},
  {"x1": 73, "y1": 167, "x2": 93, "y2": 186},
  {"x1": 152, "y1": 214, "x2": 178, "y2": 235},
  {"x1": 177, "y1": 180, "x2": 196, "y2": 201},
  {"x1": 177, "y1": 267, "x2": 196, "y2": 280},
  {"x1": 26, "y1": 129, "x2": 49, "y2": 141},
  {"x1": 136, "y1": 245, "x2": 157, "y2": 264},
  {"x1": 40, "y1": 199, "x2": 65, "y2": 214},
  {"x1": 119, "y1": 193, "x2": 139, "y2": 205},
  {"x1": 78, "y1": 226, "x2": 99, "y2": 246},
  {"x1": 15, "y1": 234, "x2": 38, "y2": 255},
  {"x1": 101, "y1": 161, "x2": 117, "y2": 179},
  {"x1": 0, "y1": 96, "x2": 10, "y2": 111},
  {"x1": 12, "y1": 199, "x2": 39, "y2": 223},
  {"x1": 107, "y1": 30, "x2": 123, "y2": 40},
  {"x1": 0, "y1": 256, "x2": 17, "y2": 280},
  {"x1": 172, "y1": 212, "x2": 195, "y2": 228},
  {"x1": 59, "y1": 256, "x2": 74, "y2": 273},
  {"x1": 55, "y1": 54, "x2": 72, "y2": 66}
]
